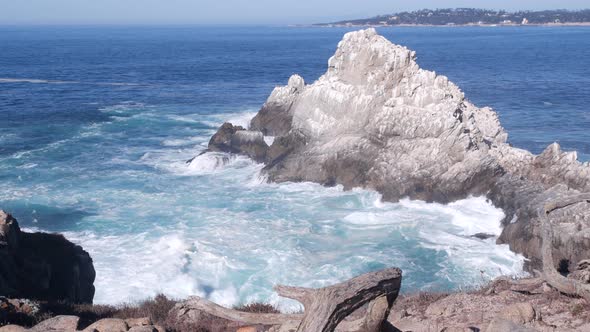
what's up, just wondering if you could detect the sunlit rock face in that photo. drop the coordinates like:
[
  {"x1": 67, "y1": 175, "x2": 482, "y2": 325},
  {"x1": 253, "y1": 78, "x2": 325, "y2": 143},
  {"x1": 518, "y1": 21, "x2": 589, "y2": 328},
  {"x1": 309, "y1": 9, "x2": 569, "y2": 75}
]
[
  {"x1": 252, "y1": 28, "x2": 508, "y2": 202},
  {"x1": 207, "y1": 28, "x2": 590, "y2": 271}
]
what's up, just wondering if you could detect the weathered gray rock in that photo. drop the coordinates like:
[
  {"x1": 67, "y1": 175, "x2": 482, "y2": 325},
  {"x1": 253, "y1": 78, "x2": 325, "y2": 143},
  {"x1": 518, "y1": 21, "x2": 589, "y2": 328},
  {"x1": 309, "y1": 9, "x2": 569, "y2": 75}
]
[
  {"x1": 31, "y1": 315, "x2": 80, "y2": 331},
  {"x1": 0, "y1": 211, "x2": 95, "y2": 303},
  {"x1": 203, "y1": 28, "x2": 590, "y2": 275},
  {"x1": 0, "y1": 325, "x2": 27, "y2": 332},
  {"x1": 498, "y1": 302, "x2": 536, "y2": 325},
  {"x1": 441, "y1": 327, "x2": 478, "y2": 332},
  {"x1": 236, "y1": 326, "x2": 265, "y2": 332},
  {"x1": 82, "y1": 318, "x2": 128, "y2": 332},
  {"x1": 125, "y1": 317, "x2": 152, "y2": 328},
  {"x1": 127, "y1": 326, "x2": 157, "y2": 332},
  {"x1": 485, "y1": 318, "x2": 539, "y2": 332},
  {"x1": 250, "y1": 75, "x2": 304, "y2": 136},
  {"x1": 247, "y1": 28, "x2": 507, "y2": 202},
  {"x1": 570, "y1": 259, "x2": 590, "y2": 283}
]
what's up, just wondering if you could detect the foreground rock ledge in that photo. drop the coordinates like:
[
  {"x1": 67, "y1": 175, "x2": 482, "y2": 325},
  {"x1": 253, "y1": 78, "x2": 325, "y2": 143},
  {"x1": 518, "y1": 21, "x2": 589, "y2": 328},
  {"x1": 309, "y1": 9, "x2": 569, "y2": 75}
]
[{"x1": 203, "y1": 28, "x2": 590, "y2": 297}]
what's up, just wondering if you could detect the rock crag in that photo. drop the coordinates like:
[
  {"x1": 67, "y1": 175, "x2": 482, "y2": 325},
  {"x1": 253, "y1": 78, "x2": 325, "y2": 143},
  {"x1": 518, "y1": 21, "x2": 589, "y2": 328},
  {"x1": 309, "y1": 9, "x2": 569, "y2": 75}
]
[
  {"x1": 0, "y1": 211, "x2": 95, "y2": 304},
  {"x1": 204, "y1": 29, "x2": 590, "y2": 287}
]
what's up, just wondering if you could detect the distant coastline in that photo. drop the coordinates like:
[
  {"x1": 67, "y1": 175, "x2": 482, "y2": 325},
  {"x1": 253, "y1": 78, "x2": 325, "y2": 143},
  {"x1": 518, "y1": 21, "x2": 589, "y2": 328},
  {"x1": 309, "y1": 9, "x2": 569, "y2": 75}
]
[
  {"x1": 305, "y1": 22, "x2": 590, "y2": 28},
  {"x1": 314, "y1": 8, "x2": 590, "y2": 27}
]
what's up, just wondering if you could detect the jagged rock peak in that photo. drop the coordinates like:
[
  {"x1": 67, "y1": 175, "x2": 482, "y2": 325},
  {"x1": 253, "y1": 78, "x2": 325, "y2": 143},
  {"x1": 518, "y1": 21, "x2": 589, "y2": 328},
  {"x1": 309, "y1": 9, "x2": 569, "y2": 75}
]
[{"x1": 254, "y1": 28, "x2": 507, "y2": 149}]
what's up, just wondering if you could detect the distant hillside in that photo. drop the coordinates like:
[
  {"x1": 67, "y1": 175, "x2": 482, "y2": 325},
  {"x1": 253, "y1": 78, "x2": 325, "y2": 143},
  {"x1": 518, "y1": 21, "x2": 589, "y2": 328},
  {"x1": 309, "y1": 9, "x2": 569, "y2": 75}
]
[{"x1": 317, "y1": 8, "x2": 590, "y2": 26}]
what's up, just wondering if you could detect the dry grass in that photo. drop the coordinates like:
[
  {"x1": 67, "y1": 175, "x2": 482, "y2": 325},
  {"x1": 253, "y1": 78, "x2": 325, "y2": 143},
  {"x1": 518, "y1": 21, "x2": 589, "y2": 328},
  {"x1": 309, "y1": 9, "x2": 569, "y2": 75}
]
[
  {"x1": 114, "y1": 294, "x2": 178, "y2": 324},
  {"x1": 233, "y1": 302, "x2": 280, "y2": 314},
  {"x1": 32, "y1": 294, "x2": 177, "y2": 329},
  {"x1": 1, "y1": 295, "x2": 281, "y2": 332}
]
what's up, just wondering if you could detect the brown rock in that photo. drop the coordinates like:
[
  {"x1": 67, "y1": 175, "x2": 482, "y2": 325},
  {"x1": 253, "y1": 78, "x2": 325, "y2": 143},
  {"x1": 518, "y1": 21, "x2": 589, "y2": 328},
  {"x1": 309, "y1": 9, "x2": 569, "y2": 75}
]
[
  {"x1": 441, "y1": 327, "x2": 478, "y2": 332},
  {"x1": 152, "y1": 325, "x2": 166, "y2": 332},
  {"x1": 426, "y1": 300, "x2": 455, "y2": 316},
  {"x1": 6, "y1": 299, "x2": 40, "y2": 316},
  {"x1": 0, "y1": 325, "x2": 27, "y2": 332},
  {"x1": 499, "y1": 302, "x2": 536, "y2": 324},
  {"x1": 83, "y1": 318, "x2": 128, "y2": 332},
  {"x1": 128, "y1": 326, "x2": 157, "y2": 332},
  {"x1": 485, "y1": 318, "x2": 539, "y2": 332},
  {"x1": 32, "y1": 315, "x2": 80, "y2": 331},
  {"x1": 125, "y1": 317, "x2": 152, "y2": 328},
  {"x1": 236, "y1": 327, "x2": 257, "y2": 332}
]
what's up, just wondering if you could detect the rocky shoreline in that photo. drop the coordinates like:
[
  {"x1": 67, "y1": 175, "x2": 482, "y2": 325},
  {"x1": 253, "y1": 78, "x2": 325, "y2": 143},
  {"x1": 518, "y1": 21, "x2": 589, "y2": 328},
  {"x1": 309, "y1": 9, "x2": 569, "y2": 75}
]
[{"x1": 2, "y1": 274, "x2": 590, "y2": 331}]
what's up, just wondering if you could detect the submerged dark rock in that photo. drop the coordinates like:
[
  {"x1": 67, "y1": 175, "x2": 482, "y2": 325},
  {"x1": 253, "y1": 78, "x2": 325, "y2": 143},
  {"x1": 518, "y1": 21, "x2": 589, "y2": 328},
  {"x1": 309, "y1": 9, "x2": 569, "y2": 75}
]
[
  {"x1": 0, "y1": 211, "x2": 95, "y2": 304},
  {"x1": 472, "y1": 233, "x2": 496, "y2": 240}
]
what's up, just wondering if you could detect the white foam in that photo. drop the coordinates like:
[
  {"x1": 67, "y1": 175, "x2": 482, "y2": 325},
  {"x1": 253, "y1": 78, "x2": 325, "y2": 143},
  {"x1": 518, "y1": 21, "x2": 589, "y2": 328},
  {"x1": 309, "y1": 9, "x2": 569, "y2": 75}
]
[
  {"x1": 226, "y1": 111, "x2": 257, "y2": 129},
  {"x1": 399, "y1": 196, "x2": 505, "y2": 236},
  {"x1": 0, "y1": 78, "x2": 141, "y2": 86},
  {"x1": 161, "y1": 136, "x2": 204, "y2": 147},
  {"x1": 0, "y1": 78, "x2": 77, "y2": 84},
  {"x1": 62, "y1": 232, "x2": 205, "y2": 304},
  {"x1": 186, "y1": 152, "x2": 232, "y2": 173},
  {"x1": 263, "y1": 136, "x2": 275, "y2": 146},
  {"x1": 203, "y1": 111, "x2": 258, "y2": 129},
  {"x1": 4, "y1": 106, "x2": 526, "y2": 310},
  {"x1": 99, "y1": 102, "x2": 148, "y2": 114},
  {"x1": 56, "y1": 188, "x2": 525, "y2": 310}
]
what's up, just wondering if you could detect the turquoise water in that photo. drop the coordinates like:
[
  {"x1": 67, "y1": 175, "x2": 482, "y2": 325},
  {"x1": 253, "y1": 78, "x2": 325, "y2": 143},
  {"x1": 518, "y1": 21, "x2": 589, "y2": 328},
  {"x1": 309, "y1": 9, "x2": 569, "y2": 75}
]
[{"x1": 1, "y1": 26, "x2": 588, "y2": 308}]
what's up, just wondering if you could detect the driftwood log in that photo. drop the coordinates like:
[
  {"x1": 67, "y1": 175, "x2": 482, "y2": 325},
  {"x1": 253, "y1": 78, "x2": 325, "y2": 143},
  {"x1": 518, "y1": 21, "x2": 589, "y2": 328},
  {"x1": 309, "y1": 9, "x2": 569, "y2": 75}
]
[
  {"x1": 169, "y1": 267, "x2": 402, "y2": 332},
  {"x1": 539, "y1": 193, "x2": 590, "y2": 301}
]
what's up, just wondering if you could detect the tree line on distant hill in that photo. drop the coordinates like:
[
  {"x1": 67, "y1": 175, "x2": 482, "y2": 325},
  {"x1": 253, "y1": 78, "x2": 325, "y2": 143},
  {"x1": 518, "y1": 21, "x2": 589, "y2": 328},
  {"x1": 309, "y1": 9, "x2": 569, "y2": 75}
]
[{"x1": 318, "y1": 8, "x2": 590, "y2": 26}]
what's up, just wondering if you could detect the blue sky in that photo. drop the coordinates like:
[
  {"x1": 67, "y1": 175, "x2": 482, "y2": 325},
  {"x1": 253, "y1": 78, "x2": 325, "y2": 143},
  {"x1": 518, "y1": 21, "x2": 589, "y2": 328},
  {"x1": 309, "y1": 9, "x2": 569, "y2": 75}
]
[{"x1": 0, "y1": 0, "x2": 588, "y2": 25}]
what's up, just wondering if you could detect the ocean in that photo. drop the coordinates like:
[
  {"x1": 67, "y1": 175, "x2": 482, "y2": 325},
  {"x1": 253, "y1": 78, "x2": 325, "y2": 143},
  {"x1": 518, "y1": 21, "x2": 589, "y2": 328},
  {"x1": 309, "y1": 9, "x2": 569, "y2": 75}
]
[{"x1": 1, "y1": 26, "x2": 588, "y2": 309}]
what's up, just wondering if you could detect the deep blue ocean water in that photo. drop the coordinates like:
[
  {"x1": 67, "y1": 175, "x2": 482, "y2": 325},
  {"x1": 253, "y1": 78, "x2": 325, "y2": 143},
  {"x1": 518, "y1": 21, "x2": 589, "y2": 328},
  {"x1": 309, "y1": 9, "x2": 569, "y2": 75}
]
[{"x1": 0, "y1": 26, "x2": 588, "y2": 307}]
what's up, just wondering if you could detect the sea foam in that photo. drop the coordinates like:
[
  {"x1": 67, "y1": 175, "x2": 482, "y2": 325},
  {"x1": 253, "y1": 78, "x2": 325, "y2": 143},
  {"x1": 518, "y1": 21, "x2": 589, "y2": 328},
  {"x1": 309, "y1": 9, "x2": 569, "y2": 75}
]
[{"x1": 2, "y1": 102, "x2": 526, "y2": 311}]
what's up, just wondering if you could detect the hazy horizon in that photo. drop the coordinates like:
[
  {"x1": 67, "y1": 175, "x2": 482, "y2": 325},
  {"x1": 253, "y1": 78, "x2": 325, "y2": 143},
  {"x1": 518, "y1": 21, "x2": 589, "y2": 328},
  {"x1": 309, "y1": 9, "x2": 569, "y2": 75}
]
[{"x1": 1, "y1": 0, "x2": 589, "y2": 25}]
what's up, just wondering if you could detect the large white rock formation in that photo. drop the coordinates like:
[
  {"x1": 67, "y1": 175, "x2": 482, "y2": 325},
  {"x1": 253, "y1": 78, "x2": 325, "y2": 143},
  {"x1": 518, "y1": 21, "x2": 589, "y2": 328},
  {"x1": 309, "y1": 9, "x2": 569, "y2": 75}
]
[{"x1": 206, "y1": 29, "x2": 590, "y2": 276}]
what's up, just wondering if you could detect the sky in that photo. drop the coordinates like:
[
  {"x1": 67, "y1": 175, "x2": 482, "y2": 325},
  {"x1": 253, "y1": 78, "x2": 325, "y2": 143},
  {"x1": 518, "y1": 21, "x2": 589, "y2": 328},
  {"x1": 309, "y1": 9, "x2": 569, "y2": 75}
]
[{"x1": 0, "y1": 0, "x2": 588, "y2": 25}]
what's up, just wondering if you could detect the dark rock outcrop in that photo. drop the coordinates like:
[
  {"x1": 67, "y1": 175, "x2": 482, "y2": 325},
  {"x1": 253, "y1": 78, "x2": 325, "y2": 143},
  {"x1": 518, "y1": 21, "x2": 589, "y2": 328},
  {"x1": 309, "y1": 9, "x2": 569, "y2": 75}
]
[
  {"x1": 207, "y1": 123, "x2": 269, "y2": 163},
  {"x1": 202, "y1": 28, "x2": 590, "y2": 281},
  {"x1": 0, "y1": 211, "x2": 95, "y2": 304}
]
